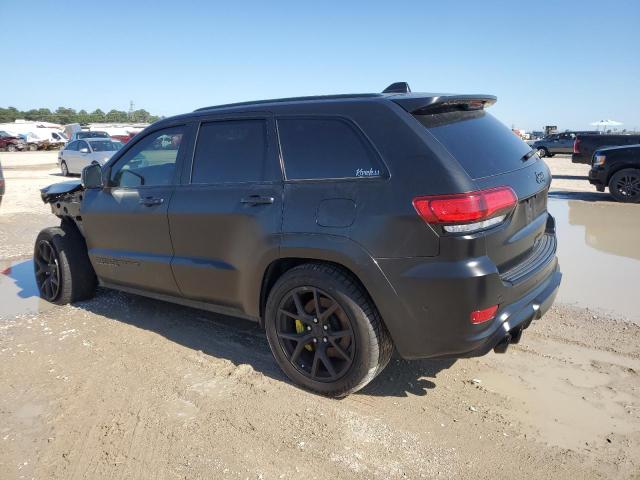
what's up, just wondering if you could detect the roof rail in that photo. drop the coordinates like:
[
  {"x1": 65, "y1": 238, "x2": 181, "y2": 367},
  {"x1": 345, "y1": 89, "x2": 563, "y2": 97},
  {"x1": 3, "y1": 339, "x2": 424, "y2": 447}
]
[{"x1": 194, "y1": 93, "x2": 381, "y2": 112}]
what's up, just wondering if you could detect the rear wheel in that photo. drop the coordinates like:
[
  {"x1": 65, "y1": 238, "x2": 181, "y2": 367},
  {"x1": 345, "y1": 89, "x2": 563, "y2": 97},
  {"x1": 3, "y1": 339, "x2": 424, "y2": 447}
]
[
  {"x1": 537, "y1": 147, "x2": 549, "y2": 158},
  {"x1": 60, "y1": 161, "x2": 69, "y2": 176},
  {"x1": 28, "y1": 143, "x2": 38, "y2": 151},
  {"x1": 265, "y1": 263, "x2": 393, "y2": 397},
  {"x1": 34, "y1": 224, "x2": 97, "y2": 305},
  {"x1": 609, "y1": 168, "x2": 640, "y2": 203},
  {"x1": 6, "y1": 144, "x2": 16, "y2": 152}
]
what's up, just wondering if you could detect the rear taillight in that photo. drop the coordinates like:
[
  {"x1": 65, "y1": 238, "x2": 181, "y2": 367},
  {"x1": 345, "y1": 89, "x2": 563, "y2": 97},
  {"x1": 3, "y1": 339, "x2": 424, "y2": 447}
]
[
  {"x1": 412, "y1": 186, "x2": 517, "y2": 233},
  {"x1": 573, "y1": 138, "x2": 581, "y2": 154}
]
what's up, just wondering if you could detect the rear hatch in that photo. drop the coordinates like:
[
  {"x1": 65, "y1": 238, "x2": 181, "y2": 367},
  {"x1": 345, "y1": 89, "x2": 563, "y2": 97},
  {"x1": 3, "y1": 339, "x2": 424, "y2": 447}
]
[{"x1": 410, "y1": 102, "x2": 553, "y2": 282}]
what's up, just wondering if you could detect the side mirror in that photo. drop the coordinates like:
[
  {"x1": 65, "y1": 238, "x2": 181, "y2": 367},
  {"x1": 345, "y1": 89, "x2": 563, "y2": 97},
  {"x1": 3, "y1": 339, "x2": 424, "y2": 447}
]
[
  {"x1": 79, "y1": 147, "x2": 89, "y2": 154},
  {"x1": 81, "y1": 163, "x2": 103, "y2": 189}
]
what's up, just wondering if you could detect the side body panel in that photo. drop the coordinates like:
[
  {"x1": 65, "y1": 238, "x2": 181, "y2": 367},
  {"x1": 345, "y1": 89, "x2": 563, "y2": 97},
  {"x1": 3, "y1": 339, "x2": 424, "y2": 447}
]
[
  {"x1": 168, "y1": 115, "x2": 283, "y2": 316},
  {"x1": 80, "y1": 122, "x2": 196, "y2": 295}
]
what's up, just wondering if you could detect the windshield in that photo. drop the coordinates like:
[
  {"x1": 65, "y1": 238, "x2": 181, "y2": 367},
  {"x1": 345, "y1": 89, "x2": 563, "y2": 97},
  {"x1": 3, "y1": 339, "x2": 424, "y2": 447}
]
[
  {"x1": 88, "y1": 140, "x2": 119, "y2": 152},
  {"x1": 415, "y1": 110, "x2": 532, "y2": 179},
  {"x1": 78, "y1": 131, "x2": 109, "y2": 139}
]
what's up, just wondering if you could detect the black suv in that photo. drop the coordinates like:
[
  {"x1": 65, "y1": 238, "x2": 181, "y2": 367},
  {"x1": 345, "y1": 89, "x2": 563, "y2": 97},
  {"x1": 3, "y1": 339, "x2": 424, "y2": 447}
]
[
  {"x1": 35, "y1": 83, "x2": 561, "y2": 397},
  {"x1": 588, "y1": 144, "x2": 640, "y2": 202}
]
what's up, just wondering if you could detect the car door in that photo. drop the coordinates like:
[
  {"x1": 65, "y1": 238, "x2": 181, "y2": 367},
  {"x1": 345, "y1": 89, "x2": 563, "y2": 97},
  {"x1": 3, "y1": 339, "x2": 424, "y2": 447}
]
[
  {"x1": 558, "y1": 133, "x2": 574, "y2": 153},
  {"x1": 75, "y1": 140, "x2": 92, "y2": 172},
  {"x1": 61, "y1": 141, "x2": 79, "y2": 172},
  {"x1": 168, "y1": 115, "x2": 283, "y2": 316},
  {"x1": 80, "y1": 123, "x2": 195, "y2": 295}
]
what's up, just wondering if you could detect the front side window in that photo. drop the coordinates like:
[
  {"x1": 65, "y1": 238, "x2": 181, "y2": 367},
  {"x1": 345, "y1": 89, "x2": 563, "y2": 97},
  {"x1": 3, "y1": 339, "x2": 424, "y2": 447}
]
[
  {"x1": 277, "y1": 117, "x2": 382, "y2": 180},
  {"x1": 110, "y1": 126, "x2": 185, "y2": 188},
  {"x1": 66, "y1": 141, "x2": 78, "y2": 151},
  {"x1": 78, "y1": 141, "x2": 89, "y2": 152},
  {"x1": 191, "y1": 120, "x2": 268, "y2": 184}
]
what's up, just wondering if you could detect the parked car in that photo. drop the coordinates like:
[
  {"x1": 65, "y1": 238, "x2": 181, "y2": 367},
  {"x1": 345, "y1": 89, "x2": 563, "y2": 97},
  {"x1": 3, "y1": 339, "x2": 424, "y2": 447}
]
[
  {"x1": 588, "y1": 144, "x2": 640, "y2": 202},
  {"x1": 532, "y1": 131, "x2": 598, "y2": 157},
  {"x1": 572, "y1": 133, "x2": 640, "y2": 164},
  {"x1": 35, "y1": 83, "x2": 561, "y2": 397},
  {"x1": 0, "y1": 161, "x2": 4, "y2": 206},
  {"x1": 0, "y1": 130, "x2": 26, "y2": 152},
  {"x1": 57, "y1": 138, "x2": 121, "y2": 176},
  {"x1": 69, "y1": 131, "x2": 111, "y2": 142}
]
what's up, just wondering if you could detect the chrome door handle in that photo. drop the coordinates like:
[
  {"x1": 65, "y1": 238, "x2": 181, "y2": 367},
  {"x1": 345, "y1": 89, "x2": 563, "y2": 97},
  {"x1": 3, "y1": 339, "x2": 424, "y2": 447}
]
[
  {"x1": 240, "y1": 195, "x2": 275, "y2": 206},
  {"x1": 139, "y1": 197, "x2": 164, "y2": 206}
]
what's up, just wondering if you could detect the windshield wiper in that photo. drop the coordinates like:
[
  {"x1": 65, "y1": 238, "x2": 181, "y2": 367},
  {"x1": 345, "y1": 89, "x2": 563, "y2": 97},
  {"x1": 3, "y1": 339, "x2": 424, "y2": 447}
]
[{"x1": 521, "y1": 150, "x2": 537, "y2": 162}]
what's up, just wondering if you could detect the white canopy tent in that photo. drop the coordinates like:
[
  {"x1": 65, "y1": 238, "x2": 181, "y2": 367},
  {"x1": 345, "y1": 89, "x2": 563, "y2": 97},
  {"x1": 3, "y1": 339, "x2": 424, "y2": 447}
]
[{"x1": 590, "y1": 119, "x2": 623, "y2": 131}]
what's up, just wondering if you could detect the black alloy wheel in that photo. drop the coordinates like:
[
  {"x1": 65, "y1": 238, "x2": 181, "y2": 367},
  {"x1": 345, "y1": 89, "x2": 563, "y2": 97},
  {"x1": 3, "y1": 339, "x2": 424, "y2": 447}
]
[
  {"x1": 34, "y1": 240, "x2": 61, "y2": 301},
  {"x1": 275, "y1": 286, "x2": 355, "y2": 382},
  {"x1": 614, "y1": 173, "x2": 640, "y2": 199}
]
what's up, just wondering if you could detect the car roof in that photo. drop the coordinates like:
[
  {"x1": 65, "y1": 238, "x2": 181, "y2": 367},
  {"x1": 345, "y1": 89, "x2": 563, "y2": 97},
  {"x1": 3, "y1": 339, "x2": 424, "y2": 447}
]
[
  {"x1": 193, "y1": 91, "x2": 496, "y2": 113},
  {"x1": 150, "y1": 83, "x2": 496, "y2": 128}
]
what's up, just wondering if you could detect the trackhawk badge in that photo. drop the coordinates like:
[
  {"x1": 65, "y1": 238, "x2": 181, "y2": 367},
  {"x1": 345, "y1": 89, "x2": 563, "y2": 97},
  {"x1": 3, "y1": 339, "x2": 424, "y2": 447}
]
[{"x1": 535, "y1": 171, "x2": 546, "y2": 184}]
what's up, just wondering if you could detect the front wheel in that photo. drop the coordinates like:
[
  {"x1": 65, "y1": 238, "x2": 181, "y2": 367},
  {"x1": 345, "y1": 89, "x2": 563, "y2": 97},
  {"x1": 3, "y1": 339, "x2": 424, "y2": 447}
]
[
  {"x1": 34, "y1": 224, "x2": 97, "y2": 305},
  {"x1": 60, "y1": 161, "x2": 69, "y2": 176},
  {"x1": 264, "y1": 263, "x2": 393, "y2": 397},
  {"x1": 609, "y1": 168, "x2": 640, "y2": 203},
  {"x1": 537, "y1": 147, "x2": 549, "y2": 158},
  {"x1": 6, "y1": 144, "x2": 16, "y2": 152}
]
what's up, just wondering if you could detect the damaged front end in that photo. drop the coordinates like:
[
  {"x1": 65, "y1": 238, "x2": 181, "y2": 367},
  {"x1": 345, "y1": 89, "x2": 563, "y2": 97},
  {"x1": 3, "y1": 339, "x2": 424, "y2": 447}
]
[{"x1": 40, "y1": 180, "x2": 85, "y2": 232}]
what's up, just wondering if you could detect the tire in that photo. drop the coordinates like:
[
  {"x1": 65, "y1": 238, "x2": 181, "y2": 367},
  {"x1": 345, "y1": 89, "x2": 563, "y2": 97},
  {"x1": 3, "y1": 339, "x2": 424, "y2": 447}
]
[
  {"x1": 6, "y1": 144, "x2": 16, "y2": 152},
  {"x1": 608, "y1": 168, "x2": 640, "y2": 203},
  {"x1": 28, "y1": 143, "x2": 37, "y2": 151},
  {"x1": 60, "y1": 161, "x2": 69, "y2": 177},
  {"x1": 34, "y1": 223, "x2": 97, "y2": 305},
  {"x1": 537, "y1": 147, "x2": 549, "y2": 158},
  {"x1": 264, "y1": 263, "x2": 393, "y2": 397}
]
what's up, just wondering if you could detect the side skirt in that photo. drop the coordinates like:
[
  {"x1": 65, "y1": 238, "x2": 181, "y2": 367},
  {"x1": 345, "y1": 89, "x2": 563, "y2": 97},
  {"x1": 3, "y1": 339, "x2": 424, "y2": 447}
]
[{"x1": 99, "y1": 281, "x2": 260, "y2": 323}]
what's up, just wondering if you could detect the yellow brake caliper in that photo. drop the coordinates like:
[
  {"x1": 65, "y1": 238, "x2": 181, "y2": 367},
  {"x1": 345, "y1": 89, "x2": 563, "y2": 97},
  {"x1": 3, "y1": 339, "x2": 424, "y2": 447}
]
[{"x1": 295, "y1": 319, "x2": 314, "y2": 351}]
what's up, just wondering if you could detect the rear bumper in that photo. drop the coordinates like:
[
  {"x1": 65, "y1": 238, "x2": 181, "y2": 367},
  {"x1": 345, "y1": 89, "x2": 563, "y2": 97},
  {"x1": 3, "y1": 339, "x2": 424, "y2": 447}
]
[
  {"x1": 454, "y1": 266, "x2": 561, "y2": 358},
  {"x1": 374, "y1": 236, "x2": 561, "y2": 360}
]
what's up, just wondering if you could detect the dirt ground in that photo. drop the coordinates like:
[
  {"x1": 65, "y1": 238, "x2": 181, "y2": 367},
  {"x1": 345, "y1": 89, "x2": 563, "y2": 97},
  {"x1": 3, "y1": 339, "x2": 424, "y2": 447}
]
[{"x1": 1, "y1": 152, "x2": 639, "y2": 479}]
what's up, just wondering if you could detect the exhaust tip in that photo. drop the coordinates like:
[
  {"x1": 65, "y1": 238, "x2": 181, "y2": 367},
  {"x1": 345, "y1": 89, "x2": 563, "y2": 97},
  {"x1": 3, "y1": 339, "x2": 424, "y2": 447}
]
[{"x1": 493, "y1": 334, "x2": 512, "y2": 354}]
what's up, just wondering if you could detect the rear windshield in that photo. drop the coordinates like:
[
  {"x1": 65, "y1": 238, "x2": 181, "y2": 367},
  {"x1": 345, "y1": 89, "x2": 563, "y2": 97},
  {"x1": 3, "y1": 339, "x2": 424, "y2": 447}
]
[{"x1": 414, "y1": 110, "x2": 532, "y2": 179}]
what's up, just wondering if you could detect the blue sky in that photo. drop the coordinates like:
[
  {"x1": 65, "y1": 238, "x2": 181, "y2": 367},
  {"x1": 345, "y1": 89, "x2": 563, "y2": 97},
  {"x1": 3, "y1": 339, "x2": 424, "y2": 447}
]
[{"x1": 1, "y1": 0, "x2": 639, "y2": 131}]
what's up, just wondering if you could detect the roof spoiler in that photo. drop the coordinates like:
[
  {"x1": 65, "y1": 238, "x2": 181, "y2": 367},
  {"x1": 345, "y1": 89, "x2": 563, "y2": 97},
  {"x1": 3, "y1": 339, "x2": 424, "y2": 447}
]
[{"x1": 392, "y1": 94, "x2": 497, "y2": 114}]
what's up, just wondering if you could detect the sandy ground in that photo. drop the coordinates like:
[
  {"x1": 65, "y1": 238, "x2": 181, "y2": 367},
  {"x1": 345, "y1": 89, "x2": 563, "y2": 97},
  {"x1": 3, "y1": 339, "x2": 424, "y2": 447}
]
[{"x1": 1, "y1": 152, "x2": 639, "y2": 479}]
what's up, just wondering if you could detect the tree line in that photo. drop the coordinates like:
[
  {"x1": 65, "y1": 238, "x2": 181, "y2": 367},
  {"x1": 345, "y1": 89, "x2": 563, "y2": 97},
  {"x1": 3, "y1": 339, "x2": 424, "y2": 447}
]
[{"x1": 0, "y1": 106, "x2": 162, "y2": 125}]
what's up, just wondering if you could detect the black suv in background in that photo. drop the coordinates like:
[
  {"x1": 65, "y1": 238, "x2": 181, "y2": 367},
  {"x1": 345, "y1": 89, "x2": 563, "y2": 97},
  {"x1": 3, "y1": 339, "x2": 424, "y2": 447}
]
[
  {"x1": 35, "y1": 83, "x2": 561, "y2": 396},
  {"x1": 589, "y1": 144, "x2": 640, "y2": 202}
]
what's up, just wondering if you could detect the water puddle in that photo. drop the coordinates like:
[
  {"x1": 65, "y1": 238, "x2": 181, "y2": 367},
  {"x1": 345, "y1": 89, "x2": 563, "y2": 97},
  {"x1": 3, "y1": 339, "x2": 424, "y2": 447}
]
[
  {"x1": 0, "y1": 259, "x2": 54, "y2": 319},
  {"x1": 549, "y1": 198, "x2": 640, "y2": 322}
]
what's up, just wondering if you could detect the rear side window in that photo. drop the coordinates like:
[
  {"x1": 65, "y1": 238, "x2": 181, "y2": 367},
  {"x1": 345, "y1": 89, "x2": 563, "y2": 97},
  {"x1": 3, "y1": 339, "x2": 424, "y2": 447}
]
[
  {"x1": 192, "y1": 120, "x2": 268, "y2": 184},
  {"x1": 415, "y1": 111, "x2": 532, "y2": 179},
  {"x1": 278, "y1": 118, "x2": 382, "y2": 180}
]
